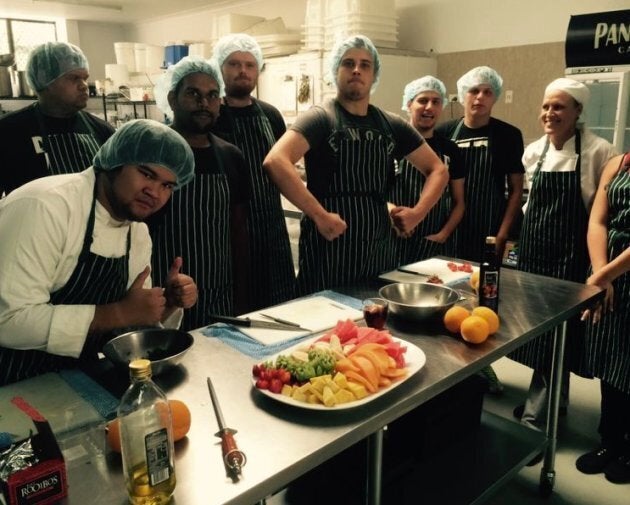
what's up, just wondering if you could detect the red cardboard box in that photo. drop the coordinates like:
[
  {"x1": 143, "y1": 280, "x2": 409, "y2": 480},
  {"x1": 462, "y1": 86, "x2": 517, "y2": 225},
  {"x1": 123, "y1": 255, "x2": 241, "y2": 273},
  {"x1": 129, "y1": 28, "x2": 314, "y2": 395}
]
[{"x1": 0, "y1": 398, "x2": 67, "y2": 505}]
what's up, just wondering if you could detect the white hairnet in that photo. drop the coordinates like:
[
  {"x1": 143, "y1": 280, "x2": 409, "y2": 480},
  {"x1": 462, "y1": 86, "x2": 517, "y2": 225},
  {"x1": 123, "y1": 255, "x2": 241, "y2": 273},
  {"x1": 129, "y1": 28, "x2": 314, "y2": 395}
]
[
  {"x1": 327, "y1": 34, "x2": 381, "y2": 93},
  {"x1": 93, "y1": 119, "x2": 194, "y2": 189},
  {"x1": 26, "y1": 42, "x2": 89, "y2": 92},
  {"x1": 401, "y1": 76, "x2": 448, "y2": 111},
  {"x1": 544, "y1": 78, "x2": 590, "y2": 108},
  {"x1": 154, "y1": 55, "x2": 224, "y2": 120},
  {"x1": 457, "y1": 66, "x2": 503, "y2": 103},
  {"x1": 213, "y1": 33, "x2": 263, "y2": 69}
]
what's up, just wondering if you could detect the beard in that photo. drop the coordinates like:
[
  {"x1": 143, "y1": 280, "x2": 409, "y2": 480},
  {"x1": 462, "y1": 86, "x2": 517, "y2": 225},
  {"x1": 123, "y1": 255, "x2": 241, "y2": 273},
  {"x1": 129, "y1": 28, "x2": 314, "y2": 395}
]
[{"x1": 226, "y1": 80, "x2": 255, "y2": 98}]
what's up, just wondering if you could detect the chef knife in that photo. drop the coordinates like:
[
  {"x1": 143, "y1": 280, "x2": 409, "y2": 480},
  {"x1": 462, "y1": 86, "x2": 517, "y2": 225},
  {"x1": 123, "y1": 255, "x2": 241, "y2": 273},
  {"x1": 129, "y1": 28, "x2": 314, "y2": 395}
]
[
  {"x1": 209, "y1": 314, "x2": 308, "y2": 331},
  {"x1": 207, "y1": 377, "x2": 246, "y2": 479},
  {"x1": 396, "y1": 267, "x2": 430, "y2": 276}
]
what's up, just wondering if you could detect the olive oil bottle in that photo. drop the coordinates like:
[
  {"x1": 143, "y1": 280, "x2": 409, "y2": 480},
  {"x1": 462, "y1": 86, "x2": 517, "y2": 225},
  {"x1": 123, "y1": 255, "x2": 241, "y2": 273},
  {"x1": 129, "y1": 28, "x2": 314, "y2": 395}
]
[{"x1": 118, "y1": 359, "x2": 176, "y2": 504}]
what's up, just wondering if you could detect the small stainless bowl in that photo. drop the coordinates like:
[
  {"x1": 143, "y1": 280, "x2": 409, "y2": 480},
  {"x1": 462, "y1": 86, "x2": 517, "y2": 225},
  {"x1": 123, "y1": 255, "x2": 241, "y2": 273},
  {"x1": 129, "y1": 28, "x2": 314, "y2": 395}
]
[
  {"x1": 379, "y1": 282, "x2": 460, "y2": 321},
  {"x1": 102, "y1": 328, "x2": 193, "y2": 375}
]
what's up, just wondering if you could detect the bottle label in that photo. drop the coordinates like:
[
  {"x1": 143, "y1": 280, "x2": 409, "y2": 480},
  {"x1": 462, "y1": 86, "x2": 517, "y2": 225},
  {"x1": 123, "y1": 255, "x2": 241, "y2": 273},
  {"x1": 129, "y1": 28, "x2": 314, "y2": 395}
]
[
  {"x1": 145, "y1": 428, "x2": 171, "y2": 486},
  {"x1": 481, "y1": 271, "x2": 498, "y2": 299}
]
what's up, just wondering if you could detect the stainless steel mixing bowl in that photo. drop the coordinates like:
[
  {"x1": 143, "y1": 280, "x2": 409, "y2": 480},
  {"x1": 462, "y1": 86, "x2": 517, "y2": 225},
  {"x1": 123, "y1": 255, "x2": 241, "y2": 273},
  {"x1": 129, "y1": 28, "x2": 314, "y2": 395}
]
[
  {"x1": 102, "y1": 328, "x2": 193, "y2": 375},
  {"x1": 378, "y1": 282, "x2": 460, "y2": 321}
]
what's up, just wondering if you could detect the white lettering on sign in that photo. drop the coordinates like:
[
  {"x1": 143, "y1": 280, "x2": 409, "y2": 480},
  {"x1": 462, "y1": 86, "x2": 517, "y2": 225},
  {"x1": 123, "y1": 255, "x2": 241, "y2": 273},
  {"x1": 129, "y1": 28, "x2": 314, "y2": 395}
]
[{"x1": 594, "y1": 22, "x2": 630, "y2": 49}]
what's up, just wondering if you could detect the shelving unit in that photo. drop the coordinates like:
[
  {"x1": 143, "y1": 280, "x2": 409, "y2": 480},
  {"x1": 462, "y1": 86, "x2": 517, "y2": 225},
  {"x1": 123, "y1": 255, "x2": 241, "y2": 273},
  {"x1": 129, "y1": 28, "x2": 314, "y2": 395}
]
[{"x1": 101, "y1": 95, "x2": 157, "y2": 123}]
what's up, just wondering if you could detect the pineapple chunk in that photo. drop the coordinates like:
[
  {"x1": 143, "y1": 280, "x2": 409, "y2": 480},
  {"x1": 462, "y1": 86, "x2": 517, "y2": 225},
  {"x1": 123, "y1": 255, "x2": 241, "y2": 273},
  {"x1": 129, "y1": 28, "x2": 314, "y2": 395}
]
[
  {"x1": 322, "y1": 386, "x2": 336, "y2": 407},
  {"x1": 346, "y1": 381, "x2": 368, "y2": 400},
  {"x1": 281, "y1": 384, "x2": 294, "y2": 397},
  {"x1": 333, "y1": 389, "x2": 355, "y2": 404},
  {"x1": 333, "y1": 372, "x2": 348, "y2": 389},
  {"x1": 292, "y1": 390, "x2": 308, "y2": 402},
  {"x1": 306, "y1": 393, "x2": 319, "y2": 404}
]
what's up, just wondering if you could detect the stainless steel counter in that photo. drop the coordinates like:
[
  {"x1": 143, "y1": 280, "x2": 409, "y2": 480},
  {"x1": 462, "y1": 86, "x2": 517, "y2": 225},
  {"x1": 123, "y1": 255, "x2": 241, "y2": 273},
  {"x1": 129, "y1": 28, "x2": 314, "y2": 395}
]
[{"x1": 53, "y1": 267, "x2": 601, "y2": 505}]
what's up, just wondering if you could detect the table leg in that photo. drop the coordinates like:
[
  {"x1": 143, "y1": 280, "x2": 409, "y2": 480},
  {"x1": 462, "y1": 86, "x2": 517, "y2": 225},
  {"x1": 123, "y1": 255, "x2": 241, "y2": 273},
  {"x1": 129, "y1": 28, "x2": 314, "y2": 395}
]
[
  {"x1": 540, "y1": 320, "x2": 567, "y2": 495},
  {"x1": 366, "y1": 428, "x2": 384, "y2": 505}
]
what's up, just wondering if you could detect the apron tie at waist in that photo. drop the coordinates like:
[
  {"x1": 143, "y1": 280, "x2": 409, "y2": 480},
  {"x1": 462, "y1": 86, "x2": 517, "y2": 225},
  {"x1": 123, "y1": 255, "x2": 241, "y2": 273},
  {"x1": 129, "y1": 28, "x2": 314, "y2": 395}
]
[{"x1": 321, "y1": 191, "x2": 386, "y2": 203}]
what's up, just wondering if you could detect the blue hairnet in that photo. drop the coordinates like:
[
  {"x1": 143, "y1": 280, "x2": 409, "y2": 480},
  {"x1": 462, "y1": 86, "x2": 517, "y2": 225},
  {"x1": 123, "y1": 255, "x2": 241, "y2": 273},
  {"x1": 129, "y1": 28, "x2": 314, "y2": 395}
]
[
  {"x1": 154, "y1": 55, "x2": 224, "y2": 120},
  {"x1": 26, "y1": 42, "x2": 89, "y2": 92},
  {"x1": 457, "y1": 66, "x2": 503, "y2": 103},
  {"x1": 93, "y1": 119, "x2": 194, "y2": 190},
  {"x1": 327, "y1": 34, "x2": 381, "y2": 93},
  {"x1": 401, "y1": 76, "x2": 448, "y2": 111},
  {"x1": 213, "y1": 33, "x2": 263, "y2": 69}
]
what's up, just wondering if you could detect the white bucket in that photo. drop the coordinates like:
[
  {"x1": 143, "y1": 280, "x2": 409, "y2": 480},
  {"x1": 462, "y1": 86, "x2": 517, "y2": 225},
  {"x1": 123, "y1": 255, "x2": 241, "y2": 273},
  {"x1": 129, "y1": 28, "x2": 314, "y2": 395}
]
[
  {"x1": 114, "y1": 42, "x2": 136, "y2": 73},
  {"x1": 144, "y1": 44, "x2": 164, "y2": 71},
  {"x1": 134, "y1": 43, "x2": 147, "y2": 73}
]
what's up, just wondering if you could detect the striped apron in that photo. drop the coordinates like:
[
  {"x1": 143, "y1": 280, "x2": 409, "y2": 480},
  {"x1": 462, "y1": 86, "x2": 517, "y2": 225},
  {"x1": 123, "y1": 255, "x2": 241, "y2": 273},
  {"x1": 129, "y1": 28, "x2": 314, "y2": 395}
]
[
  {"x1": 0, "y1": 186, "x2": 130, "y2": 386},
  {"x1": 219, "y1": 102, "x2": 295, "y2": 309},
  {"x1": 297, "y1": 102, "x2": 395, "y2": 295},
  {"x1": 509, "y1": 132, "x2": 588, "y2": 372},
  {"x1": 584, "y1": 153, "x2": 630, "y2": 394},
  {"x1": 389, "y1": 139, "x2": 455, "y2": 265},
  {"x1": 450, "y1": 119, "x2": 504, "y2": 262},
  {"x1": 150, "y1": 142, "x2": 232, "y2": 331},
  {"x1": 34, "y1": 104, "x2": 102, "y2": 175}
]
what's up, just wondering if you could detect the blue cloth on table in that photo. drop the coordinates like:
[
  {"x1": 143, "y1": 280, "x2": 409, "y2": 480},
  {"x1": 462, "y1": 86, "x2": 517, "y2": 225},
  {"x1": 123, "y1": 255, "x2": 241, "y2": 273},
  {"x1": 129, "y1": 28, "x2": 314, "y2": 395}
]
[
  {"x1": 201, "y1": 290, "x2": 362, "y2": 360},
  {"x1": 58, "y1": 369, "x2": 120, "y2": 420}
]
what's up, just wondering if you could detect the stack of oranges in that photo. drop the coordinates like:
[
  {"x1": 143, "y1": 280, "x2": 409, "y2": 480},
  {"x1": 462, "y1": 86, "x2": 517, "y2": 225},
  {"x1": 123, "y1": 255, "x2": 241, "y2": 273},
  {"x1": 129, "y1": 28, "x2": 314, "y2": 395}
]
[{"x1": 443, "y1": 305, "x2": 499, "y2": 344}]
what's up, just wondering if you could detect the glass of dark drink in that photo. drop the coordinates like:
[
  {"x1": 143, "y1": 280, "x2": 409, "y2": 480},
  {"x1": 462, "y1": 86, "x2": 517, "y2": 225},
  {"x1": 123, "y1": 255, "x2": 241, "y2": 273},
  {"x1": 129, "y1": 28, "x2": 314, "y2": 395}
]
[{"x1": 362, "y1": 298, "x2": 389, "y2": 329}]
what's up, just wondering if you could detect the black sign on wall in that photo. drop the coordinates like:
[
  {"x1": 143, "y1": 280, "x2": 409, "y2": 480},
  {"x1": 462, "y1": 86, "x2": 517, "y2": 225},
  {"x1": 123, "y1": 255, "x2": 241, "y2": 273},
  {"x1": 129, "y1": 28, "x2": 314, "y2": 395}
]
[{"x1": 566, "y1": 9, "x2": 630, "y2": 68}]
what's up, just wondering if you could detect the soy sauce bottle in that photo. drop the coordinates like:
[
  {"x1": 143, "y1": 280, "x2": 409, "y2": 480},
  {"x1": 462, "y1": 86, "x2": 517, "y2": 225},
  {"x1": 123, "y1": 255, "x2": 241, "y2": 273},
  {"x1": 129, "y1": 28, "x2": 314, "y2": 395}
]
[{"x1": 479, "y1": 236, "x2": 500, "y2": 312}]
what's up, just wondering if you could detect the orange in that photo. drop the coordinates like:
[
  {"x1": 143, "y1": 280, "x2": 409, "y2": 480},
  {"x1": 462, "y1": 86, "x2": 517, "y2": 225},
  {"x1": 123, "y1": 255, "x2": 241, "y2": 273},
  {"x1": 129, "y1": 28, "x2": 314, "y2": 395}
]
[
  {"x1": 460, "y1": 315, "x2": 490, "y2": 344},
  {"x1": 106, "y1": 399, "x2": 191, "y2": 453},
  {"x1": 169, "y1": 399, "x2": 192, "y2": 442},
  {"x1": 443, "y1": 306, "x2": 471, "y2": 333},
  {"x1": 472, "y1": 306, "x2": 500, "y2": 334},
  {"x1": 469, "y1": 271, "x2": 480, "y2": 293}
]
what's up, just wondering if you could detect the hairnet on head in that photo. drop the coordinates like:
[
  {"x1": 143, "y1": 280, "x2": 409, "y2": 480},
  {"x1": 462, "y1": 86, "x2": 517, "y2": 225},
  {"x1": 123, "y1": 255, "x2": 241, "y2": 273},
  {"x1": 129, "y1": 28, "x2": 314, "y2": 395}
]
[
  {"x1": 457, "y1": 66, "x2": 503, "y2": 103},
  {"x1": 401, "y1": 76, "x2": 448, "y2": 112},
  {"x1": 327, "y1": 34, "x2": 381, "y2": 93},
  {"x1": 544, "y1": 78, "x2": 590, "y2": 108},
  {"x1": 213, "y1": 33, "x2": 263, "y2": 69},
  {"x1": 93, "y1": 119, "x2": 194, "y2": 189},
  {"x1": 154, "y1": 55, "x2": 224, "y2": 119},
  {"x1": 26, "y1": 42, "x2": 89, "y2": 92}
]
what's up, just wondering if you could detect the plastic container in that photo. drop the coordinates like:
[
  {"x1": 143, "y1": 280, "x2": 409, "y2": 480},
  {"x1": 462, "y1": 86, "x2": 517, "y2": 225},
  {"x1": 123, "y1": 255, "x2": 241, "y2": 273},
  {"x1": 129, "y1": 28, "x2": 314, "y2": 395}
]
[
  {"x1": 105, "y1": 63, "x2": 129, "y2": 92},
  {"x1": 114, "y1": 42, "x2": 136, "y2": 72},
  {"x1": 118, "y1": 359, "x2": 176, "y2": 505},
  {"x1": 164, "y1": 45, "x2": 189, "y2": 67},
  {"x1": 145, "y1": 44, "x2": 165, "y2": 71},
  {"x1": 134, "y1": 43, "x2": 147, "y2": 73}
]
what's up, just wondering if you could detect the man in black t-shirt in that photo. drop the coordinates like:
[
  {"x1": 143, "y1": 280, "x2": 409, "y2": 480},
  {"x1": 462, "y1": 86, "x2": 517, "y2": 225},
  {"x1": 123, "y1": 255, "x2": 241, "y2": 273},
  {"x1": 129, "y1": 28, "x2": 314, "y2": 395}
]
[
  {"x1": 211, "y1": 34, "x2": 296, "y2": 310},
  {"x1": 0, "y1": 42, "x2": 113, "y2": 196},
  {"x1": 263, "y1": 35, "x2": 448, "y2": 294},
  {"x1": 151, "y1": 56, "x2": 251, "y2": 329},
  {"x1": 436, "y1": 66, "x2": 524, "y2": 262}
]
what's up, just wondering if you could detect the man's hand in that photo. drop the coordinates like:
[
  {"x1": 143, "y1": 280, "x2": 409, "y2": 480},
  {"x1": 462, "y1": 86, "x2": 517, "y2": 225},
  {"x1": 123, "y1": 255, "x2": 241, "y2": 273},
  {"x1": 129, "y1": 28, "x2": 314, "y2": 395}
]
[
  {"x1": 314, "y1": 212, "x2": 347, "y2": 241},
  {"x1": 120, "y1": 266, "x2": 166, "y2": 325},
  {"x1": 580, "y1": 271, "x2": 614, "y2": 324},
  {"x1": 389, "y1": 206, "x2": 420, "y2": 238},
  {"x1": 164, "y1": 257, "x2": 198, "y2": 309}
]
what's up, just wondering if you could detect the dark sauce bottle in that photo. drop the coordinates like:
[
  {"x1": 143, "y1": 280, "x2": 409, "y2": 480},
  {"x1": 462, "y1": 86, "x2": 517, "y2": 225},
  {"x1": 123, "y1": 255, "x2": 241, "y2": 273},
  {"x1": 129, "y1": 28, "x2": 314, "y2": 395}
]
[{"x1": 479, "y1": 236, "x2": 500, "y2": 312}]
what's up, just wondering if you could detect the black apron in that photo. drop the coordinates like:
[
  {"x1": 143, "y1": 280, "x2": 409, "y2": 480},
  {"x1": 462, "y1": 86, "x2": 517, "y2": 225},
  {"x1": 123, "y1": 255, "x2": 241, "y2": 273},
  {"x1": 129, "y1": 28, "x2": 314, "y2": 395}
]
[
  {"x1": 219, "y1": 101, "x2": 295, "y2": 309},
  {"x1": 450, "y1": 119, "x2": 504, "y2": 262},
  {"x1": 34, "y1": 104, "x2": 102, "y2": 175},
  {"x1": 0, "y1": 185, "x2": 130, "y2": 386},
  {"x1": 509, "y1": 132, "x2": 589, "y2": 372},
  {"x1": 389, "y1": 138, "x2": 455, "y2": 266},
  {"x1": 297, "y1": 101, "x2": 396, "y2": 295},
  {"x1": 150, "y1": 139, "x2": 232, "y2": 330},
  {"x1": 584, "y1": 153, "x2": 630, "y2": 394}
]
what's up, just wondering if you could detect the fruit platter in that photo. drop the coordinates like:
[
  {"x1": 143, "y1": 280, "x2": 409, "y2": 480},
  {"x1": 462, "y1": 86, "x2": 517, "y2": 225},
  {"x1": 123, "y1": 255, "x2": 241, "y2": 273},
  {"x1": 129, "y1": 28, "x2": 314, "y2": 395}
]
[{"x1": 251, "y1": 319, "x2": 426, "y2": 410}]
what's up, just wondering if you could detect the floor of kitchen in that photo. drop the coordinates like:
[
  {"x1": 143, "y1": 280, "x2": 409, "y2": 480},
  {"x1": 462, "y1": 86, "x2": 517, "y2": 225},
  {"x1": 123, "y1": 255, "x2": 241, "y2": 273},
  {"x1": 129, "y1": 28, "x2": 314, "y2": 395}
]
[{"x1": 267, "y1": 356, "x2": 629, "y2": 505}]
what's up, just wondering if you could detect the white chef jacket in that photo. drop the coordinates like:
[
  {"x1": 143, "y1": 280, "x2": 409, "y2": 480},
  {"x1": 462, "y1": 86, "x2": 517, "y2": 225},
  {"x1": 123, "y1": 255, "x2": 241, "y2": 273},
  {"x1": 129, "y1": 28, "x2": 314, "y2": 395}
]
[
  {"x1": 522, "y1": 127, "x2": 618, "y2": 213},
  {"x1": 0, "y1": 168, "x2": 180, "y2": 358}
]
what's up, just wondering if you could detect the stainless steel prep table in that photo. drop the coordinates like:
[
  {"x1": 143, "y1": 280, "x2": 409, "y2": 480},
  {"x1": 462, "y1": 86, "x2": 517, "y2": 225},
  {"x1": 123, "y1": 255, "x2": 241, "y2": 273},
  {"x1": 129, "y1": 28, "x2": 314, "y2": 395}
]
[{"x1": 46, "y1": 266, "x2": 600, "y2": 505}]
